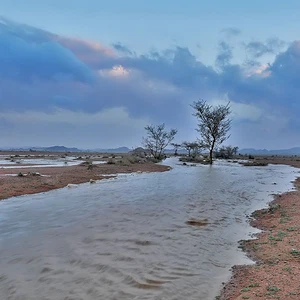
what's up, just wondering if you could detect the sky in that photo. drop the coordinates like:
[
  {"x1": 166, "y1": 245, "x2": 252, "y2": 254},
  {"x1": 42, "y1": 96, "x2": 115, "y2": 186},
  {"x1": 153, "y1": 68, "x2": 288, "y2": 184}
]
[{"x1": 1, "y1": 0, "x2": 300, "y2": 149}]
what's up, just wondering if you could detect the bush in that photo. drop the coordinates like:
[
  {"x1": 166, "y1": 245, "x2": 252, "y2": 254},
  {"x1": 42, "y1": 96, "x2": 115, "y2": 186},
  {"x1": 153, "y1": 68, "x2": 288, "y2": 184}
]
[
  {"x1": 147, "y1": 157, "x2": 161, "y2": 163},
  {"x1": 107, "y1": 159, "x2": 116, "y2": 164},
  {"x1": 240, "y1": 162, "x2": 268, "y2": 167}
]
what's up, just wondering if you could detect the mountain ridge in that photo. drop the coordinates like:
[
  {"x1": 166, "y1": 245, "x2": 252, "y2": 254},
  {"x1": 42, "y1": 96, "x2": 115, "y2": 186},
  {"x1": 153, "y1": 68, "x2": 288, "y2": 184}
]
[
  {"x1": 239, "y1": 147, "x2": 300, "y2": 155},
  {"x1": 0, "y1": 146, "x2": 131, "y2": 153}
]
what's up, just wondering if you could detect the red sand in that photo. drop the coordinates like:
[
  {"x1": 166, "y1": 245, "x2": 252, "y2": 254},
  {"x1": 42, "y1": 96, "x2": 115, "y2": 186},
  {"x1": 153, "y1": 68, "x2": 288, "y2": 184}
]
[{"x1": 219, "y1": 178, "x2": 300, "y2": 299}]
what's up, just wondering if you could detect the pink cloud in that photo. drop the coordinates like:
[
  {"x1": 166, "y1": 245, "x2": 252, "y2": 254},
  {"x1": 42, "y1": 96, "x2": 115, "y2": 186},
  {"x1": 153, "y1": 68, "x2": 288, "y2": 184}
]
[{"x1": 55, "y1": 36, "x2": 115, "y2": 67}]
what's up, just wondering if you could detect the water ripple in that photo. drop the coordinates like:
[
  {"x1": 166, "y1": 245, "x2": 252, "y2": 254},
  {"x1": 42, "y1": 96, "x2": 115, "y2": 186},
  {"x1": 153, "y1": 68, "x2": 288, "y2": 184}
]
[{"x1": 0, "y1": 158, "x2": 297, "y2": 299}]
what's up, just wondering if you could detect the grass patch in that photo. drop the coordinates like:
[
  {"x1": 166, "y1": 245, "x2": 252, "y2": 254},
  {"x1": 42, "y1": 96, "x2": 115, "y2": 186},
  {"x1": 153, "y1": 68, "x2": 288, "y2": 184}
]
[
  {"x1": 266, "y1": 285, "x2": 280, "y2": 295},
  {"x1": 268, "y1": 235, "x2": 282, "y2": 242},
  {"x1": 290, "y1": 249, "x2": 300, "y2": 257},
  {"x1": 283, "y1": 266, "x2": 292, "y2": 273},
  {"x1": 248, "y1": 283, "x2": 260, "y2": 288}
]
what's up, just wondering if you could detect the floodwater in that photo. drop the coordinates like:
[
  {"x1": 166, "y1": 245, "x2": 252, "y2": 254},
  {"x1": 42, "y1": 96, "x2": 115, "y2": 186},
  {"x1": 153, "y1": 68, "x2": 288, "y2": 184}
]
[
  {"x1": 0, "y1": 158, "x2": 298, "y2": 300},
  {"x1": 0, "y1": 156, "x2": 82, "y2": 168},
  {"x1": 0, "y1": 155, "x2": 107, "y2": 169}
]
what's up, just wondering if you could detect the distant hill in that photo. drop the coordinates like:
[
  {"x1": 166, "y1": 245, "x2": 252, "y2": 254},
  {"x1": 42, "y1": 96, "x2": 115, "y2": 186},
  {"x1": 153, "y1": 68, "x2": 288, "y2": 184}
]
[
  {"x1": 90, "y1": 147, "x2": 130, "y2": 153},
  {"x1": 239, "y1": 147, "x2": 300, "y2": 156},
  {"x1": 0, "y1": 146, "x2": 131, "y2": 153},
  {"x1": 32, "y1": 146, "x2": 81, "y2": 152}
]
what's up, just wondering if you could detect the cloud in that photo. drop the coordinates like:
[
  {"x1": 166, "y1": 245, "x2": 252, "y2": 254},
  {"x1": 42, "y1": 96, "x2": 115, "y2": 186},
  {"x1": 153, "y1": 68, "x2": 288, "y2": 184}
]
[
  {"x1": 211, "y1": 97, "x2": 263, "y2": 121},
  {"x1": 244, "y1": 38, "x2": 286, "y2": 58},
  {"x1": 221, "y1": 27, "x2": 242, "y2": 38},
  {"x1": 0, "y1": 107, "x2": 149, "y2": 148},
  {"x1": 0, "y1": 17, "x2": 299, "y2": 149},
  {"x1": 0, "y1": 17, "x2": 94, "y2": 83},
  {"x1": 57, "y1": 36, "x2": 115, "y2": 68},
  {"x1": 0, "y1": 107, "x2": 139, "y2": 125},
  {"x1": 216, "y1": 41, "x2": 233, "y2": 68},
  {"x1": 269, "y1": 41, "x2": 300, "y2": 83},
  {"x1": 112, "y1": 43, "x2": 134, "y2": 55},
  {"x1": 245, "y1": 63, "x2": 271, "y2": 78},
  {"x1": 118, "y1": 46, "x2": 219, "y2": 90}
]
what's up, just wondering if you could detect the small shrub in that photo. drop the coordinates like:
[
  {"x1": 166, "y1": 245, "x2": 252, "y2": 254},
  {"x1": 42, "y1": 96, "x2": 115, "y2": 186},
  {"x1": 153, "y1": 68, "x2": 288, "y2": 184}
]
[
  {"x1": 148, "y1": 157, "x2": 161, "y2": 163},
  {"x1": 290, "y1": 249, "x2": 300, "y2": 257},
  {"x1": 287, "y1": 227, "x2": 297, "y2": 231},
  {"x1": 107, "y1": 159, "x2": 116, "y2": 165},
  {"x1": 267, "y1": 286, "x2": 280, "y2": 294}
]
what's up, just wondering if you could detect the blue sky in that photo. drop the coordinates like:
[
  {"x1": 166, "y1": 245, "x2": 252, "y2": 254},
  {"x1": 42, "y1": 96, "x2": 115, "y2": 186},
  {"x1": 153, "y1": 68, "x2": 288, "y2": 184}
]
[{"x1": 0, "y1": 1, "x2": 300, "y2": 149}]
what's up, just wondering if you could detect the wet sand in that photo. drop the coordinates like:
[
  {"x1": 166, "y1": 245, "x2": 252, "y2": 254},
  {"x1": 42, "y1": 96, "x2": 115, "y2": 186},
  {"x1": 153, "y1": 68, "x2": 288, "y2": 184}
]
[
  {"x1": 0, "y1": 161, "x2": 170, "y2": 201},
  {"x1": 220, "y1": 177, "x2": 300, "y2": 299}
]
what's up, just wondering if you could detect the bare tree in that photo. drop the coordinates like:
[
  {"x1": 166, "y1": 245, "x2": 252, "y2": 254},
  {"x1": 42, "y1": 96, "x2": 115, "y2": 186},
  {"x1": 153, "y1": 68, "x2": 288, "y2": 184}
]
[
  {"x1": 192, "y1": 100, "x2": 231, "y2": 164},
  {"x1": 182, "y1": 141, "x2": 203, "y2": 158},
  {"x1": 215, "y1": 145, "x2": 239, "y2": 159},
  {"x1": 190, "y1": 142, "x2": 203, "y2": 158},
  {"x1": 232, "y1": 146, "x2": 239, "y2": 156},
  {"x1": 171, "y1": 143, "x2": 181, "y2": 156},
  {"x1": 182, "y1": 141, "x2": 193, "y2": 157},
  {"x1": 143, "y1": 124, "x2": 177, "y2": 160}
]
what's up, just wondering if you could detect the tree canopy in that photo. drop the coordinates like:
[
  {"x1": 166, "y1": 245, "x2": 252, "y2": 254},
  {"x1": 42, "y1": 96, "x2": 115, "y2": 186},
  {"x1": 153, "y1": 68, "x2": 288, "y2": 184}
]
[
  {"x1": 143, "y1": 124, "x2": 177, "y2": 160},
  {"x1": 192, "y1": 100, "x2": 231, "y2": 164}
]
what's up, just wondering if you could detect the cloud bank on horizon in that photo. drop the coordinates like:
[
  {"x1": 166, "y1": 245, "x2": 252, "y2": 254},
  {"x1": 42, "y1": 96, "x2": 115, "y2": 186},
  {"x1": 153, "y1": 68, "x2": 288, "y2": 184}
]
[{"x1": 0, "y1": 17, "x2": 299, "y2": 149}]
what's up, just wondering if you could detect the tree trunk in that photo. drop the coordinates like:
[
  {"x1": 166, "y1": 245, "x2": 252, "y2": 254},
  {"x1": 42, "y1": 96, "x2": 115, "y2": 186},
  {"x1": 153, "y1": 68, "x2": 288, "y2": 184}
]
[
  {"x1": 209, "y1": 138, "x2": 215, "y2": 164},
  {"x1": 209, "y1": 149, "x2": 213, "y2": 165}
]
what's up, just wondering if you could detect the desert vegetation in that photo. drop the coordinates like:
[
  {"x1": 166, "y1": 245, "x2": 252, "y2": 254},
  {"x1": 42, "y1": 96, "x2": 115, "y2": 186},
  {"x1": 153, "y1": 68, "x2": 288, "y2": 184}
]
[{"x1": 142, "y1": 123, "x2": 177, "y2": 160}]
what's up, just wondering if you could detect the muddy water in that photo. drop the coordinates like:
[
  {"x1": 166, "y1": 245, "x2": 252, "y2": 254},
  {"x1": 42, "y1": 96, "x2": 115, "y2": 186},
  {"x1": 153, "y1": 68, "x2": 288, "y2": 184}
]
[{"x1": 0, "y1": 159, "x2": 297, "y2": 300}]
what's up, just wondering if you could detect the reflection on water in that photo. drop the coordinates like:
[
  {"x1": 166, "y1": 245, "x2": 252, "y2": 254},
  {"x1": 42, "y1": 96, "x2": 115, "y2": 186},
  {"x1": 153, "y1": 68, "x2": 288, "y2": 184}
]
[
  {"x1": 0, "y1": 156, "x2": 82, "y2": 168},
  {"x1": 0, "y1": 158, "x2": 297, "y2": 299}
]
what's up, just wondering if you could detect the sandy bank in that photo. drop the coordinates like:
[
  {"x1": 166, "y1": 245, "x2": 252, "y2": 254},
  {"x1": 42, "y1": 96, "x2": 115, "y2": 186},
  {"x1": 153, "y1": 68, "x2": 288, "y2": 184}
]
[
  {"x1": 0, "y1": 162, "x2": 170, "y2": 201},
  {"x1": 219, "y1": 178, "x2": 300, "y2": 299},
  {"x1": 250, "y1": 156, "x2": 300, "y2": 169}
]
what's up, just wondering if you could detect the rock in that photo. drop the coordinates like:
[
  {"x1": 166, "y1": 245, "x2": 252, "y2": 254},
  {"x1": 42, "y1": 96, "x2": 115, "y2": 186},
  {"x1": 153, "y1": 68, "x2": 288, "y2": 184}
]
[
  {"x1": 87, "y1": 164, "x2": 94, "y2": 170},
  {"x1": 17, "y1": 172, "x2": 24, "y2": 177},
  {"x1": 67, "y1": 184, "x2": 78, "y2": 188},
  {"x1": 89, "y1": 179, "x2": 97, "y2": 184},
  {"x1": 186, "y1": 219, "x2": 209, "y2": 226},
  {"x1": 26, "y1": 172, "x2": 41, "y2": 176}
]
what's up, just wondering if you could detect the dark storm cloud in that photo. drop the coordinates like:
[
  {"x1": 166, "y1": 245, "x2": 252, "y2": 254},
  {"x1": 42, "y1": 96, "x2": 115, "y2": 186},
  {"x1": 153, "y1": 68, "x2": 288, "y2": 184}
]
[{"x1": 0, "y1": 17, "x2": 94, "y2": 82}]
